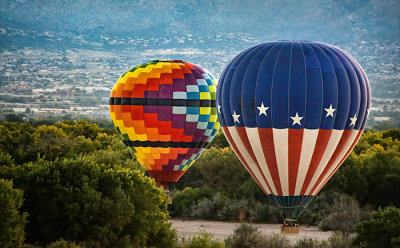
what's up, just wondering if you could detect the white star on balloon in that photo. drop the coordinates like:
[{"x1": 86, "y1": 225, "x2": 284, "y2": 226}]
[
  {"x1": 290, "y1": 112, "x2": 303, "y2": 126},
  {"x1": 232, "y1": 110, "x2": 240, "y2": 123},
  {"x1": 349, "y1": 114, "x2": 357, "y2": 126},
  {"x1": 324, "y1": 104, "x2": 336, "y2": 117},
  {"x1": 218, "y1": 105, "x2": 221, "y2": 114},
  {"x1": 257, "y1": 102, "x2": 269, "y2": 116}
]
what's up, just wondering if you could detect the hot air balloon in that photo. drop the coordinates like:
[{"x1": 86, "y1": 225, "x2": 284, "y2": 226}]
[
  {"x1": 110, "y1": 60, "x2": 219, "y2": 189},
  {"x1": 216, "y1": 41, "x2": 370, "y2": 221}
]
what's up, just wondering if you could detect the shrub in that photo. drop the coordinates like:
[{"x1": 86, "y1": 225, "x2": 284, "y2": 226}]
[
  {"x1": 353, "y1": 206, "x2": 400, "y2": 248},
  {"x1": 262, "y1": 234, "x2": 291, "y2": 248},
  {"x1": 0, "y1": 179, "x2": 28, "y2": 248},
  {"x1": 190, "y1": 193, "x2": 230, "y2": 220},
  {"x1": 224, "y1": 223, "x2": 269, "y2": 248},
  {"x1": 180, "y1": 230, "x2": 224, "y2": 248},
  {"x1": 146, "y1": 223, "x2": 178, "y2": 248},
  {"x1": 21, "y1": 244, "x2": 39, "y2": 248},
  {"x1": 225, "y1": 199, "x2": 252, "y2": 222},
  {"x1": 0, "y1": 157, "x2": 176, "y2": 247},
  {"x1": 327, "y1": 232, "x2": 352, "y2": 248},
  {"x1": 318, "y1": 193, "x2": 362, "y2": 236},
  {"x1": 170, "y1": 187, "x2": 216, "y2": 217},
  {"x1": 190, "y1": 198, "x2": 214, "y2": 219},
  {"x1": 293, "y1": 238, "x2": 320, "y2": 248},
  {"x1": 46, "y1": 240, "x2": 82, "y2": 248}
]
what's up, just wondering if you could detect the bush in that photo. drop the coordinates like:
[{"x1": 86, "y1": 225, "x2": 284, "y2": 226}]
[
  {"x1": 0, "y1": 179, "x2": 28, "y2": 248},
  {"x1": 353, "y1": 206, "x2": 400, "y2": 248},
  {"x1": 318, "y1": 193, "x2": 362, "y2": 236},
  {"x1": 170, "y1": 187, "x2": 216, "y2": 217},
  {"x1": 225, "y1": 223, "x2": 278, "y2": 248},
  {"x1": 0, "y1": 157, "x2": 176, "y2": 247},
  {"x1": 262, "y1": 234, "x2": 291, "y2": 248},
  {"x1": 46, "y1": 240, "x2": 82, "y2": 248},
  {"x1": 218, "y1": 199, "x2": 256, "y2": 222},
  {"x1": 180, "y1": 230, "x2": 224, "y2": 248},
  {"x1": 327, "y1": 232, "x2": 352, "y2": 248},
  {"x1": 190, "y1": 198, "x2": 214, "y2": 220},
  {"x1": 293, "y1": 238, "x2": 321, "y2": 248},
  {"x1": 21, "y1": 244, "x2": 39, "y2": 248},
  {"x1": 190, "y1": 193, "x2": 230, "y2": 220}
]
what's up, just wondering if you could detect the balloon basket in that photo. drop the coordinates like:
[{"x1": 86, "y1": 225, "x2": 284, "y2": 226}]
[
  {"x1": 281, "y1": 226, "x2": 299, "y2": 234},
  {"x1": 281, "y1": 219, "x2": 299, "y2": 234}
]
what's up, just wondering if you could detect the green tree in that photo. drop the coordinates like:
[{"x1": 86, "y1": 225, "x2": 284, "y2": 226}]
[
  {"x1": 0, "y1": 179, "x2": 28, "y2": 248},
  {"x1": 176, "y1": 147, "x2": 253, "y2": 196},
  {"x1": 0, "y1": 157, "x2": 176, "y2": 247},
  {"x1": 209, "y1": 131, "x2": 229, "y2": 148},
  {"x1": 353, "y1": 206, "x2": 400, "y2": 248},
  {"x1": 0, "y1": 122, "x2": 37, "y2": 164},
  {"x1": 170, "y1": 187, "x2": 216, "y2": 217},
  {"x1": 34, "y1": 125, "x2": 71, "y2": 160},
  {"x1": 54, "y1": 120, "x2": 112, "y2": 139},
  {"x1": 326, "y1": 130, "x2": 400, "y2": 208}
]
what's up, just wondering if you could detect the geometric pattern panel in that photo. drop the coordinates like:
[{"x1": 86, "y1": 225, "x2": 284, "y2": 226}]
[{"x1": 110, "y1": 60, "x2": 219, "y2": 173}]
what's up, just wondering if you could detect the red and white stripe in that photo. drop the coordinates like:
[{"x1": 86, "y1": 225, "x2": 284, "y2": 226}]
[
  {"x1": 223, "y1": 126, "x2": 362, "y2": 197},
  {"x1": 312, "y1": 129, "x2": 363, "y2": 195}
]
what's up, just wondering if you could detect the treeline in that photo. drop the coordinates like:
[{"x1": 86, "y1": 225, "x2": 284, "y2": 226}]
[
  {"x1": 0, "y1": 120, "x2": 399, "y2": 247},
  {"x1": 0, "y1": 120, "x2": 176, "y2": 247},
  {"x1": 169, "y1": 128, "x2": 400, "y2": 223}
]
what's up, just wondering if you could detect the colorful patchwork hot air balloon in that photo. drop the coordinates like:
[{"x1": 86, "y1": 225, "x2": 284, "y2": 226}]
[
  {"x1": 216, "y1": 41, "x2": 370, "y2": 220},
  {"x1": 109, "y1": 60, "x2": 219, "y2": 189}
]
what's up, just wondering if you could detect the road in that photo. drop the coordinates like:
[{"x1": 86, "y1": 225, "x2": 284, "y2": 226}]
[{"x1": 170, "y1": 219, "x2": 334, "y2": 242}]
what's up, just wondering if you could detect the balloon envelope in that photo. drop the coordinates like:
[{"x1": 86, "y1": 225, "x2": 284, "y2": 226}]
[
  {"x1": 110, "y1": 60, "x2": 219, "y2": 188},
  {"x1": 216, "y1": 41, "x2": 370, "y2": 219}
]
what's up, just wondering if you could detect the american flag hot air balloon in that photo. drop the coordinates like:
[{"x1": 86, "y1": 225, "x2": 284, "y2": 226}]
[
  {"x1": 110, "y1": 60, "x2": 219, "y2": 189},
  {"x1": 216, "y1": 41, "x2": 370, "y2": 219}
]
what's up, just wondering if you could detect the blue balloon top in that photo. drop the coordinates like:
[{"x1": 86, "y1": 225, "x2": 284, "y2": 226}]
[{"x1": 217, "y1": 41, "x2": 370, "y2": 131}]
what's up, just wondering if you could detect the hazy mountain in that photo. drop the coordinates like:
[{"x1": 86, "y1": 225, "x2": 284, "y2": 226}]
[{"x1": 1, "y1": 0, "x2": 399, "y2": 43}]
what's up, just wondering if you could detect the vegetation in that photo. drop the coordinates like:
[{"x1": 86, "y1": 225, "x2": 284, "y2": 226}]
[
  {"x1": 353, "y1": 206, "x2": 400, "y2": 248},
  {"x1": 225, "y1": 223, "x2": 290, "y2": 248},
  {"x1": 317, "y1": 193, "x2": 363, "y2": 236},
  {"x1": 0, "y1": 179, "x2": 27, "y2": 247},
  {"x1": 0, "y1": 120, "x2": 399, "y2": 246},
  {"x1": 179, "y1": 231, "x2": 224, "y2": 248},
  {"x1": 0, "y1": 120, "x2": 176, "y2": 247},
  {"x1": 225, "y1": 223, "x2": 354, "y2": 248},
  {"x1": 171, "y1": 129, "x2": 400, "y2": 225}
]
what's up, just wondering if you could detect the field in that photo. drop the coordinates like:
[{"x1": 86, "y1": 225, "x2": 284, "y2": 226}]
[{"x1": 170, "y1": 219, "x2": 334, "y2": 242}]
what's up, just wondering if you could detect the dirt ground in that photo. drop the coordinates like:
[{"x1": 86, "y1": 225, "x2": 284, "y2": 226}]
[{"x1": 170, "y1": 219, "x2": 334, "y2": 242}]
